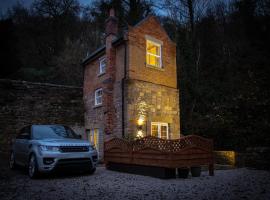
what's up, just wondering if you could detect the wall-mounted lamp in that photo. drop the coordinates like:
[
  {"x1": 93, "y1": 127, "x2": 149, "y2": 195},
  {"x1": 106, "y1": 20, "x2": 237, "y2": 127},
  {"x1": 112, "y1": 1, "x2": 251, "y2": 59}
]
[
  {"x1": 136, "y1": 115, "x2": 145, "y2": 138},
  {"x1": 137, "y1": 116, "x2": 145, "y2": 126},
  {"x1": 137, "y1": 130, "x2": 143, "y2": 138}
]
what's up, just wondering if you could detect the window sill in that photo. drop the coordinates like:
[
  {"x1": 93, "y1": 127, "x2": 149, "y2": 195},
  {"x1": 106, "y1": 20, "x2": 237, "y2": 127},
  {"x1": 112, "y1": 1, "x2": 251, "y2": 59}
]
[
  {"x1": 146, "y1": 64, "x2": 164, "y2": 71},
  {"x1": 98, "y1": 72, "x2": 106, "y2": 77},
  {"x1": 93, "y1": 104, "x2": 102, "y2": 109}
]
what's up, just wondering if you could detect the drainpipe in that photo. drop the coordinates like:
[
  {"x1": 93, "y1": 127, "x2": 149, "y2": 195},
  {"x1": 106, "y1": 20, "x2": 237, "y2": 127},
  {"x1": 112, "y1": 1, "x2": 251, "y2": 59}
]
[{"x1": 121, "y1": 40, "x2": 127, "y2": 138}]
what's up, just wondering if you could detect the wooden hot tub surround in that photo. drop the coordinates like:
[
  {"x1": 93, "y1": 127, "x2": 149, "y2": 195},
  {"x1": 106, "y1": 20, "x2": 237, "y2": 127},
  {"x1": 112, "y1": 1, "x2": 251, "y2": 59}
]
[{"x1": 104, "y1": 135, "x2": 214, "y2": 176}]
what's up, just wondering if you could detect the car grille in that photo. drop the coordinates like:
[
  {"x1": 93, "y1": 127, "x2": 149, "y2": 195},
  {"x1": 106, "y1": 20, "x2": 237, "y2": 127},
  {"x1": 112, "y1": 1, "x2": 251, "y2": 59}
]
[
  {"x1": 59, "y1": 146, "x2": 89, "y2": 152},
  {"x1": 57, "y1": 158, "x2": 91, "y2": 165},
  {"x1": 56, "y1": 158, "x2": 92, "y2": 170}
]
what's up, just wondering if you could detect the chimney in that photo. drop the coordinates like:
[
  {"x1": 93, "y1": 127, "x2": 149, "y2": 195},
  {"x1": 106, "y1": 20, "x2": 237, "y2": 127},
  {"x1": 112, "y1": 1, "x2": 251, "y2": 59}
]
[
  {"x1": 105, "y1": 8, "x2": 118, "y2": 37},
  {"x1": 104, "y1": 8, "x2": 118, "y2": 135}
]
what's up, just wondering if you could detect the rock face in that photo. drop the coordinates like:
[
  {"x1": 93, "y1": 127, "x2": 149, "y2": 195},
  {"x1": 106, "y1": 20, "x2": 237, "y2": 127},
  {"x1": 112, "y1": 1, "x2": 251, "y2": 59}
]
[{"x1": 0, "y1": 79, "x2": 84, "y2": 153}]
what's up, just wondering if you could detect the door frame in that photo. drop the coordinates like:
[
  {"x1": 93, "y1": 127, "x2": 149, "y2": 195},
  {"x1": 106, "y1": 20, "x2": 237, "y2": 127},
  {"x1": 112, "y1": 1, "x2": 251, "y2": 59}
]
[{"x1": 88, "y1": 128, "x2": 100, "y2": 152}]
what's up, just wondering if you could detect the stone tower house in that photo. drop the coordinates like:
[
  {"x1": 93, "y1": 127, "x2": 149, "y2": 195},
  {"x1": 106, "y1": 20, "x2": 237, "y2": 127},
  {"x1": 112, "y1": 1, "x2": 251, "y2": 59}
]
[{"x1": 82, "y1": 9, "x2": 180, "y2": 159}]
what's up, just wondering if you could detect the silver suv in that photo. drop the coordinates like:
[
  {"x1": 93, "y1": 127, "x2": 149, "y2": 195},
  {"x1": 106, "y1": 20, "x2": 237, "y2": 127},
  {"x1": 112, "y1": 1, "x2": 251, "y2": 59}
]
[{"x1": 9, "y1": 125, "x2": 98, "y2": 178}]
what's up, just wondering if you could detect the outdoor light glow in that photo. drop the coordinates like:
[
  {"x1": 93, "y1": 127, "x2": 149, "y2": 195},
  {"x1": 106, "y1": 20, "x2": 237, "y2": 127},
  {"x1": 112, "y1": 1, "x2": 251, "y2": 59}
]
[
  {"x1": 137, "y1": 116, "x2": 145, "y2": 126},
  {"x1": 137, "y1": 130, "x2": 143, "y2": 138}
]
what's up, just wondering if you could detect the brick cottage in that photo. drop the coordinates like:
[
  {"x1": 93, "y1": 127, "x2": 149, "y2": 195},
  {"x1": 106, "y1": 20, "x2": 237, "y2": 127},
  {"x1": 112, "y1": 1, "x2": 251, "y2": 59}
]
[{"x1": 82, "y1": 9, "x2": 180, "y2": 159}]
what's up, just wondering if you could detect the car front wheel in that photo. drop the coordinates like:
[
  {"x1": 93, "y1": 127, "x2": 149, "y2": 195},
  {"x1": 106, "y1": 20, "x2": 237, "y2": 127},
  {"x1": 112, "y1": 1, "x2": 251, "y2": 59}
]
[{"x1": 28, "y1": 154, "x2": 39, "y2": 178}]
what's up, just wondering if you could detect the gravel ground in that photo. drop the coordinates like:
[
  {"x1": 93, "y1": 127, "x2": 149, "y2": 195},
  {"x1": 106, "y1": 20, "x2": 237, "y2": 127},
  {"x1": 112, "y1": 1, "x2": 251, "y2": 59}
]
[{"x1": 0, "y1": 162, "x2": 270, "y2": 200}]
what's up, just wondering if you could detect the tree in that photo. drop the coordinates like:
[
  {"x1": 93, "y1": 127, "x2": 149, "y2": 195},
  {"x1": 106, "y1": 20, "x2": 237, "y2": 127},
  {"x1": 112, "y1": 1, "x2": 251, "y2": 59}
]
[
  {"x1": 1, "y1": 0, "x2": 269, "y2": 149},
  {"x1": 123, "y1": 0, "x2": 153, "y2": 25},
  {"x1": 0, "y1": 18, "x2": 21, "y2": 78},
  {"x1": 32, "y1": 0, "x2": 80, "y2": 18}
]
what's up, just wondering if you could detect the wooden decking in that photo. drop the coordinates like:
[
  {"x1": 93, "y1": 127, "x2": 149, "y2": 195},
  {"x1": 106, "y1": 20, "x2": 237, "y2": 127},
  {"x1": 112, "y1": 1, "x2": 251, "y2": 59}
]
[{"x1": 104, "y1": 135, "x2": 214, "y2": 176}]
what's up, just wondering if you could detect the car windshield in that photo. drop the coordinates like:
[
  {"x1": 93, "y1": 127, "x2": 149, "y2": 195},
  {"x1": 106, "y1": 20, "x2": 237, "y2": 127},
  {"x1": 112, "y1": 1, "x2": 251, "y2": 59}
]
[{"x1": 32, "y1": 125, "x2": 80, "y2": 140}]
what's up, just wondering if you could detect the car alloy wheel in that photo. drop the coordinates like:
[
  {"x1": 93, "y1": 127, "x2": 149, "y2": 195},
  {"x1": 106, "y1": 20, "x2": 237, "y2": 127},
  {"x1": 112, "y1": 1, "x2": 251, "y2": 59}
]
[
  {"x1": 28, "y1": 155, "x2": 38, "y2": 178},
  {"x1": 9, "y1": 152, "x2": 15, "y2": 169}
]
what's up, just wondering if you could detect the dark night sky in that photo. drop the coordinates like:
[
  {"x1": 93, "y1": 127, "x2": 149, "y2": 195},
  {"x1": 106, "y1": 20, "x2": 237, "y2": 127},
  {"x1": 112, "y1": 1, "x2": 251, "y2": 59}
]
[
  {"x1": 0, "y1": 0, "x2": 233, "y2": 17},
  {"x1": 0, "y1": 0, "x2": 91, "y2": 16}
]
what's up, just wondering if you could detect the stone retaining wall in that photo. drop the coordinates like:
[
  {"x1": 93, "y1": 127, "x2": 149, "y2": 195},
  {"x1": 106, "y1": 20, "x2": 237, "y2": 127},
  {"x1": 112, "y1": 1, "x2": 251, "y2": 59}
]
[
  {"x1": 214, "y1": 148, "x2": 270, "y2": 170},
  {"x1": 0, "y1": 79, "x2": 84, "y2": 153},
  {"x1": 214, "y1": 151, "x2": 236, "y2": 166}
]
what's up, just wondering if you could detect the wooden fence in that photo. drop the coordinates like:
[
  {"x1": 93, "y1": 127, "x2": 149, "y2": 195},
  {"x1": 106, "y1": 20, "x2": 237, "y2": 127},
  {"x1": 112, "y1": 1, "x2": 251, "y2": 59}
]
[{"x1": 104, "y1": 135, "x2": 214, "y2": 176}]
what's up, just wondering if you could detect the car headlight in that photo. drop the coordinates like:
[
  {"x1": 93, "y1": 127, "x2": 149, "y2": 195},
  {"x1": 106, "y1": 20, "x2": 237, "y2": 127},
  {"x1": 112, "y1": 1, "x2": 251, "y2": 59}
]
[
  {"x1": 89, "y1": 145, "x2": 96, "y2": 151},
  {"x1": 39, "y1": 145, "x2": 60, "y2": 152}
]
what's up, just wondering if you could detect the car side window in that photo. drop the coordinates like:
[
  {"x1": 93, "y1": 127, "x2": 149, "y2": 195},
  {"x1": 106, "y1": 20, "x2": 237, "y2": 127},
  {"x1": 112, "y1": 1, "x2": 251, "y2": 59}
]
[{"x1": 17, "y1": 126, "x2": 31, "y2": 139}]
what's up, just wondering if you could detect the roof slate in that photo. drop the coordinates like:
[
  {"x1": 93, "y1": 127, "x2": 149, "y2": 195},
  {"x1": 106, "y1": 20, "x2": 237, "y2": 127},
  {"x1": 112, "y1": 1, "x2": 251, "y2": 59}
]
[{"x1": 81, "y1": 36, "x2": 123, "y2": 66}]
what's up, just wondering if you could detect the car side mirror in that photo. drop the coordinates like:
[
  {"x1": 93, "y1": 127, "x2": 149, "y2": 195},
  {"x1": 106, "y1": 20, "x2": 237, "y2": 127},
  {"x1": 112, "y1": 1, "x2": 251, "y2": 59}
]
[{"x1": 77, "y1": 134, "x2": 82, "y2": 139}]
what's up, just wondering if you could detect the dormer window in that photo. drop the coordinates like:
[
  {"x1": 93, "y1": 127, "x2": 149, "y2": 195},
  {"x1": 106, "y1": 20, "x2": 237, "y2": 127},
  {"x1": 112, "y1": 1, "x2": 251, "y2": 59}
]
[
  {"x1": 146, "y1": 39, "x2": 162, "y2": 68},
  {"x1": 99, "y1": 57, "x2": 106, "y2": 75}
]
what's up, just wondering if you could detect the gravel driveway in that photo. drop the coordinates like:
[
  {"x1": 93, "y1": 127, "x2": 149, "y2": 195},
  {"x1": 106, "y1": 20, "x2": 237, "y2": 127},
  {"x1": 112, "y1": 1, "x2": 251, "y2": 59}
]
[{"x1": 1, "y1": 162, "x2": 270, "y2": 200}]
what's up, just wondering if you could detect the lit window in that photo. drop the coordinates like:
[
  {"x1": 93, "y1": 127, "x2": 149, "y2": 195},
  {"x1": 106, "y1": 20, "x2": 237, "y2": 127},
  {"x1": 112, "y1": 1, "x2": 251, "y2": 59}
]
[
  {"x1": 151, "y1": 122, "x2": 168, "y2": 139},
  {"x1": 95, "y1": 88, "x2": 103, "y2": 106},
  {"x1": 146, "y1": 40, "x2": 162, "y2": 68},
  {"x1": 99, "y1": 57, "x2": 106, "y2": 75},
  {"x1": 89, "y1": 129, "x2": 99, "y2": 149}
]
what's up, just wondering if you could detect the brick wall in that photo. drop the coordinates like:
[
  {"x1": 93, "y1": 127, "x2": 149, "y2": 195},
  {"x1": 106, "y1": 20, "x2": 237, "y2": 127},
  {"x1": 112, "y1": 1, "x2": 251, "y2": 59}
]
[
  {"x1": 83, "y1": 44, "x2": 125, "y2": 133},
  {"x1": 128, "y1": 16, "x2": 177, "y2": 88},
  {"x1": 83, "y1": 44, "x2": 125, "y2": 159},
  {"x1": 113, "y1": 44, "x2": 126, "y2": 137},
  {"x1": 84, "y1": 55, "x2": 107, "y2": 130},
  {"x1": 0, "y1": 79, "x2": 84, "y2": 153}
]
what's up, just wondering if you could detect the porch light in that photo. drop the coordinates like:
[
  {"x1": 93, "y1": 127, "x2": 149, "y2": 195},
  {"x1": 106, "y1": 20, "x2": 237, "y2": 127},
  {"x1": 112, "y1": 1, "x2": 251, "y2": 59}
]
[
  {"x1": 137, "y1": 130, "x2": 143, "y2": 138},
  {"x1": 137, "y1": 116, "x2": 145, "y2": 126}
]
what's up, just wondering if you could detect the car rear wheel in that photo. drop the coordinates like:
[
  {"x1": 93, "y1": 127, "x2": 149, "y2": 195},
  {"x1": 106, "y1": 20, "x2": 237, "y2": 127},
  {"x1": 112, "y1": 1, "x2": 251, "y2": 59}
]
[
  {"x1": 9, "y1": 152, "x2": 16, "y2": 170},
  {"x1": 28, "y1": 154, "x2": 39, "y2": 179}
]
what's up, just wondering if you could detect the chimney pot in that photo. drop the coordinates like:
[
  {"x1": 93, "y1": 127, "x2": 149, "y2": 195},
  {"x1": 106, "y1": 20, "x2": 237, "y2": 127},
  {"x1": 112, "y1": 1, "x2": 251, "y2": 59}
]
[
  {"x1": 105, "y1": 8, "x2": 118, "y2": 36},
  {"x1": 109, "y1": 8, "x2": 115, "y2": 17}
]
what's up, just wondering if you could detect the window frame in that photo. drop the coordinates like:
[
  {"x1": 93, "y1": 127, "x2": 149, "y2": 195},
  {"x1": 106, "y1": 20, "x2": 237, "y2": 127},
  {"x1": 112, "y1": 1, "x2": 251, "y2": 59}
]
[
  {"x1": 99, "y1": 57, "x2": 106, "y2": 75},
  {"x1": 151, "y1": 122, "x2": 169, "y2": 139},
  {"x1": 146, "y1": 39, "x2": 162, "y2": 68},
  {"x1": 94, "y1": 88, "x2": 103, "y2": 106}
]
